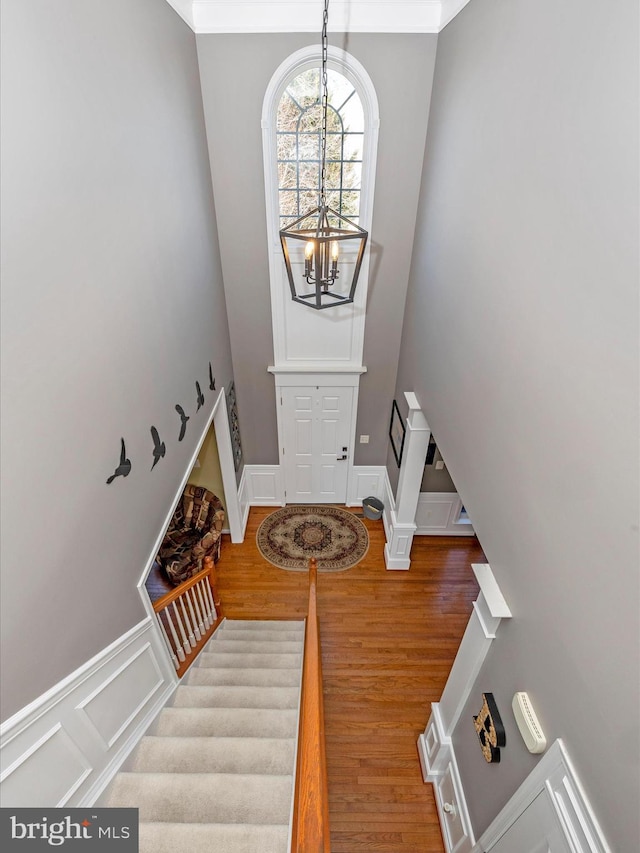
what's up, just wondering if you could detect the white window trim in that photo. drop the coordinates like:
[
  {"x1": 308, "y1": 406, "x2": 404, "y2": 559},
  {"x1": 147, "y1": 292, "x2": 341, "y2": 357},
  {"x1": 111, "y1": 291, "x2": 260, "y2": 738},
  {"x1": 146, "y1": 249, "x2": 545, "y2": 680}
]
[{"x1": 261, "y1": 45, "x2": 380, "y2": 370}]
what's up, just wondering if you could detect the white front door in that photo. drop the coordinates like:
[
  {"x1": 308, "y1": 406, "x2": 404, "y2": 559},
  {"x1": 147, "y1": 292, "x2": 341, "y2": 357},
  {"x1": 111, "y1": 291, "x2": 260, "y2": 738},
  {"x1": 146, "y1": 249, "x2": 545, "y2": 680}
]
[
  {"x1": 280, "y1": 386, "x2": 353, "y2": 504},
  {"x1": 488, "y1": 791, "x2": 572, "y2": 853}
]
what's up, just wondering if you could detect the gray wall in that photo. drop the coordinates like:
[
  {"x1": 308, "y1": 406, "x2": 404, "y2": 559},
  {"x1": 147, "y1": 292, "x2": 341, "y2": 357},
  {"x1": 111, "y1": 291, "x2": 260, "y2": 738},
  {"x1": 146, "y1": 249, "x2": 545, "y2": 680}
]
[
  {"x1": 396, "y1": 0, "x2": 639, "y2": 849},
  {"x1": 196, "y1": 34, "x2": 437, "y2": 466},
  {"x1": 0, "y1": 0, "x2": 233, "y2": 721}
]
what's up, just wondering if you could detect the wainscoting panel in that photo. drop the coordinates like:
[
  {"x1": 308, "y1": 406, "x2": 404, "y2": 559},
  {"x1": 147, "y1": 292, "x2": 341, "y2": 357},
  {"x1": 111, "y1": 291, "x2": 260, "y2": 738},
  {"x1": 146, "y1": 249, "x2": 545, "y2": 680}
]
[
  {"x1": 346, "y1": 465, "x2": 387, "y2": 506},
  {"x1": 241, "y1": 464, "x2": 284, "y2": 506},
  {"x1": 0, "y1": 618, "x2": 175, "y2": 808},
  {"x1": 77, "y1": 644, "x2": 165, "y2": 750},
  {"x1": 0, "y1": 724, "x2": 91, "y2": 808},
  {"x1": 415, "y1": 492, "x2": 475, "y2": 536}
]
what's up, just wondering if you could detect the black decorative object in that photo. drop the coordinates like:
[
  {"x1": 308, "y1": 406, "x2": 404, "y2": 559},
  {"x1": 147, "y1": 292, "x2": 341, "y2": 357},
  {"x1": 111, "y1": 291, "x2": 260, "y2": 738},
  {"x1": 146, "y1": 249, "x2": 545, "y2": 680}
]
[
  {"x1": 150, "y1": 426, "x2": 166, "y2": 470},
  {"x1": 473, "y1": 693, "x2": 506, "y2": 763},
  {"x1": 426, "y1": 435, "x2": 437, "y2": 466},
  {"x1": 195, "y1": 381, "x2": 205, "y2": 411},
  {"x1": 175, "y1": 404, "x2": 190, "y2": 441},
  {"x1": 389, "y1": 399, "x2": 406, "y2": 468},
  {"x1": 278, "y1": 0, "x2": 368, "y2": 310},
  {"x1": 106, "y1": 438, "x2": 131, "y2": 484},
  {"x1": 227, "y1": 381, "x2": 243, "y2": 472},
  {"x1": 209, "y1": 362, "x2": 216, "y2": 391}
]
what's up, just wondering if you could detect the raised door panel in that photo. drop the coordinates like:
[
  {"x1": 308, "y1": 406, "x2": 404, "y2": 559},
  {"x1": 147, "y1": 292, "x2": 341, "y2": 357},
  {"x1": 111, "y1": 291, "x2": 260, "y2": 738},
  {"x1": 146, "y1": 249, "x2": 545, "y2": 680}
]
[{"x1": 281, "y1": 386, "x2": 353, "y2": 503}]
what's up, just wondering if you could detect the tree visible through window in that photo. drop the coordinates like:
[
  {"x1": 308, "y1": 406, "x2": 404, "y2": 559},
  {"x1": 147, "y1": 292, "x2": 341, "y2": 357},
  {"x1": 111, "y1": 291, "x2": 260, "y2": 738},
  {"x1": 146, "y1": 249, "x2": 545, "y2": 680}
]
[{"x1": 277, "y1": 67, "x2": 364, "y2": 229}]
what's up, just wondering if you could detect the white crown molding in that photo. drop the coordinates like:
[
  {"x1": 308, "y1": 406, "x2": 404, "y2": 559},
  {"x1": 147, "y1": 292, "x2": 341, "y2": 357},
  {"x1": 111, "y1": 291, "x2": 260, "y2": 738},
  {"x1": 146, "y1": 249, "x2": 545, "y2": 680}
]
[
  {"x1": 164, "y1": 0, "x2": 196, "y2": 29},
  {"x1": 439, "y1": 0, "x2": 473, "y2": 31},
  {"x1": 164, "y1": 1, "x2": 474, "y2": 34}
]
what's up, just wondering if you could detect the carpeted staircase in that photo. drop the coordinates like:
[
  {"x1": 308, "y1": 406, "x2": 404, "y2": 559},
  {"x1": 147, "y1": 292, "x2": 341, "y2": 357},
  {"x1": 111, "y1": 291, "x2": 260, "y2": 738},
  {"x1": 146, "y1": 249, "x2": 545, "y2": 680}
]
[{"x1": 106, "y1": 619, "x2": 306, "y2": 853}]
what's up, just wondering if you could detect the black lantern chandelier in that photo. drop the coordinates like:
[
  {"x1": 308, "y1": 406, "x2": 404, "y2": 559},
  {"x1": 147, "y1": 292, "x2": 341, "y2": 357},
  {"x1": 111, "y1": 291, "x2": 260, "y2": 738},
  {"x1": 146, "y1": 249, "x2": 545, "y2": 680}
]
[{"x1": 279, "y1": 0, "x2": 368, "y2": 310}]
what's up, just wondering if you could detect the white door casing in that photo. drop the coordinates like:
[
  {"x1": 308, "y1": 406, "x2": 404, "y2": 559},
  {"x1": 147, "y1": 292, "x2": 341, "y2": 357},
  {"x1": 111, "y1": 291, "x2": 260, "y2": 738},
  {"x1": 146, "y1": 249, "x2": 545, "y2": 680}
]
[
  {"x1": 280, "y1": 385, "x2": 354, "y2": 503},
  {"x1": 488, "y1": 791, "x2": 572, "y2": 853}
]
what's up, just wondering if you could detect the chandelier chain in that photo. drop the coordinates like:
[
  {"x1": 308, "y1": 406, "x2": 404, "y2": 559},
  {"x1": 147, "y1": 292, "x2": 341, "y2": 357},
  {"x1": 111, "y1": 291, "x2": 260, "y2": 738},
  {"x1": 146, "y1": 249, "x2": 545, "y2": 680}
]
[{"x1": 319, "y1": 0, "x2": 329, "y2": 207}]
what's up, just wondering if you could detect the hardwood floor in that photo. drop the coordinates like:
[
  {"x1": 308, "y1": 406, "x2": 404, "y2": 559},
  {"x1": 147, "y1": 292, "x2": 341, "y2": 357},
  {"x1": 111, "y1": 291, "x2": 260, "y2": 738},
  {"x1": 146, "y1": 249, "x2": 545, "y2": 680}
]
[{"x1": 215, "y1": 506, "x2": 484, "y2": 853}]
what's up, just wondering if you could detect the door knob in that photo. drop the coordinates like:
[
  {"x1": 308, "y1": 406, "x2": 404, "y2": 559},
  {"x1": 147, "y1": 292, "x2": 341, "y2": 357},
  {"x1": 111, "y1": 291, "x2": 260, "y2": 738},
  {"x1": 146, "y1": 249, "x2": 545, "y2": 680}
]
[
  {"x1": 337, "y1": 454, "x2": 348, "y2": 461},
  {"x1": 443, "y1": 801, "x2": 457, "y2": 818}
]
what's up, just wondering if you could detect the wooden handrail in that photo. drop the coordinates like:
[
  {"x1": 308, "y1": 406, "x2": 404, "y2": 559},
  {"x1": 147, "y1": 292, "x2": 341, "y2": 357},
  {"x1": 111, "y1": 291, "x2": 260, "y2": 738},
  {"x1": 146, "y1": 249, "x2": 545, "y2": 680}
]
[
  {"x1": 151, "y1": 556, "x2": 221, "y2": 615},
  {"x1": 291, "y1": 557, "x2": 330, "y2": 852},
  {"x1": 152, "y1": 555, "x2": 222, "y2": 678}
]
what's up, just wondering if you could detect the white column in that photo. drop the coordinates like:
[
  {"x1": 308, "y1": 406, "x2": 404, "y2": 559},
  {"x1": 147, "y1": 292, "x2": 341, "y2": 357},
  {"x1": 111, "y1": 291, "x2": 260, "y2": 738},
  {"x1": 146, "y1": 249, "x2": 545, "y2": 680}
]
[
  {"x1": 384, "y1": 392, "x2": 431, "y2": 570},
  {"x1": 418, "y1": 563, "x2": 511, "y2": 779}
]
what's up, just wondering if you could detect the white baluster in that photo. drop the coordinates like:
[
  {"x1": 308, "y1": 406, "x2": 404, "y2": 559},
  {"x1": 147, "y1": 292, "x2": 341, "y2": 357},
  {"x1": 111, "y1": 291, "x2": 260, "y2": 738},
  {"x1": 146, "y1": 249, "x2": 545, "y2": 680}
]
[
  {"x1": 203, "y1": 577, "x2": 216, "y2": 623},
  {"x1": 191, "y1": 582, "x2": 205, "y2": 634},
  {"x1": 179, "y1": 592, "x2": 196, "y2": 647},
  {"x1": 190, "y1": 584, "x2": 204, "y2": 636},
  {"x1": 164, "y1": 606, "x2": 185, "y2": 663},
  {"x1": 185, "y1": 588, "x2": 202, "y2": 642},
  {"x1": 198, "y1": 579, "x2": 212, "y2": 629},
  {"x1": 172, "y1": 600, "x2": 191, "y2": 656},
  {"x1": 195, "y1": 581, "x2": 207, "y2": 633},
  {"x1": 156, "y1": 612, "x2": 179, "y2": 670}
]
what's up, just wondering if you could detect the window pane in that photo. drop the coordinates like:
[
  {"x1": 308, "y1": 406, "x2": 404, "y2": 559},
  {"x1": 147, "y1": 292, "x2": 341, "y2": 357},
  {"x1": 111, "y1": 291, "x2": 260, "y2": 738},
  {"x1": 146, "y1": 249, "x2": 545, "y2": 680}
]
[
  {"x1": 278, "y1": 162, "x2": 297, "y2": 189},
  {"x1": 325, "y1": 106, "x2": 342, "y2": 133},
  {"x1": 298, "y1": 133, "x2": 319, "y2": 161},
  {"x1": 299, "y1": 162, "x2": 319, "y2": 190},
  {"x1": 343, "y1": 133, "x2": 363, "y2": 161},
  {"x1": 324, "y1": 161, "x2": 343, "y2": 190},
  {"x1": 342, "y1": 162, "x2": 362, "y2": 189},
  {"x1": 279, "y1": 190, "x2": 299, "y2": 218},
  {"x1": 298, "y1": 104, "x2": 322, "y2": 133},
  {"x1": 286, "y1": 68, "x2": 319, "y2": 109},
  {"x1": 277, "y1": 93, "x2": 301, "y2": 131},
  {"x1": 341, "y1": 190, "x2": 360, "y2": 216},
  {"x1": 300, "y1": 189, "x2": 318, "y2": 211},
  {"x1": 339, "y1": 93, "x2": 364, "y2": 133},
  {"x1": 277, "y1": 134, "x2": 297, "y2": 160},
  {"x1": 325, "y1": 191, "x2": 341, "y2": 211},
  {"x1": 326, "y1": 70, "x2": 354, "y2": 110},
  {"x1": 277, "y1": 66, "x2": 364, "y2": 221},
  {"x1": 325, "y1": 133, "x2": 342, "y2": 161}
]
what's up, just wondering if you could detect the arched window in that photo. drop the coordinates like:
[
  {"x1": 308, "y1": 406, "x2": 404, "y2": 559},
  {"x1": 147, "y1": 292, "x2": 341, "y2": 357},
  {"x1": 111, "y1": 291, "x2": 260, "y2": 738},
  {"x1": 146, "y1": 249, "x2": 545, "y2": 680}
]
[
  {"x1": 262, "y1": 46, "x2": 379, "y2": 368},
  {"x1": 277, "y1": 68, "x2": 364, "y2": 229}
]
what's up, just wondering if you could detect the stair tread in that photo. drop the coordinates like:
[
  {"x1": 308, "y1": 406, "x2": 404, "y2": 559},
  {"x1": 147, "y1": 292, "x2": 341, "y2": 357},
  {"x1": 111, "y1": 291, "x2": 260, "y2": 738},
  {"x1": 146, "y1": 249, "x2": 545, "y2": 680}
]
[
  {"x1": 220, "y1": 619, "x2": 304, "y2": 631},
  {"x1": 132, "y1": 736, "x2": 296, "y2": 775},
  {"x1": 173, "y1": 684, "x2": 299, "y2": 709},
  {"x1": 156, "y1": 706, "x2": 298, "y2": 738},
  {"x1": 204, "y1": 639, "x2": 303, "y2": 654},
  {"x1": 139, "y1": 821, "x2": 289, "y2": 853},
  {"x1": 212, "y1": 629, "x2": 306, "y2": 643},
  {"x1": 197, "y1": 651, "x2": 302, "y2": 669},
  {"x1": 108, "y1": 772, "x2": 293, "y2": 824},
  {"x1": 186, "y1": 666, "x2": 300, "y2": 687}
]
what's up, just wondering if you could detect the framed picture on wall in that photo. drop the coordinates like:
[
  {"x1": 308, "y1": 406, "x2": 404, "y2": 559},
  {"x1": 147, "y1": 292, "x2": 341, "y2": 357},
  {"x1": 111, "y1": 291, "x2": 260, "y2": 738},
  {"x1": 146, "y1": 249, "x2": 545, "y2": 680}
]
[
  {"x1": 227, "y1": 381, "x2": 243, "y2": 472},
  {"x1": 389, "y1": 399, "x2": 406, "y2": 468}
]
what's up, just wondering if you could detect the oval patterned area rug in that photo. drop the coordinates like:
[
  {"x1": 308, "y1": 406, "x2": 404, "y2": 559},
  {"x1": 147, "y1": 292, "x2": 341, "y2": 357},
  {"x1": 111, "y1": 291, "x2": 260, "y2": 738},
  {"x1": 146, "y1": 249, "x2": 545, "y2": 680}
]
[{"x1": 256, "y1": 505, "x2": 369, "y2": 572}]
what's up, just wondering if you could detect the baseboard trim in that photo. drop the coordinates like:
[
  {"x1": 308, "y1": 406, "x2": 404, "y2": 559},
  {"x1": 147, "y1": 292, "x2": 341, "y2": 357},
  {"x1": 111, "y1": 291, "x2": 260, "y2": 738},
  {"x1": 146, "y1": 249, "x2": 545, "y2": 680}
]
[
  {"x1": 419, "y1": 704, "x2": 475, "y2": 853},
  {"x1": 0, "y1": 618, "x2": 175, "y2": 808}
]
